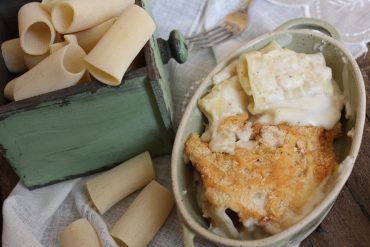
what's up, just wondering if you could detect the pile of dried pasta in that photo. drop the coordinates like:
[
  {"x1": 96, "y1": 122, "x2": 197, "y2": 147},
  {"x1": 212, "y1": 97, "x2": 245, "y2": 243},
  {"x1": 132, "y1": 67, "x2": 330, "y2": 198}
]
[
  {"x1": 61, "y1": 151, "x2": 174, "y2": 247},
  {"x1": 1, "y1": 0, "x2": 155, "y2": 101}
]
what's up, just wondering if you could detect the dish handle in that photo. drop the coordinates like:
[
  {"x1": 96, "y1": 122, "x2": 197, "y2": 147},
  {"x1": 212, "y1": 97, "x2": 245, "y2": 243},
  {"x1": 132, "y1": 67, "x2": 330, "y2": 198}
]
[
  {"x1": 182, "y1": 223, "x2": 196, "y2": 247},
  {"x1": 275, "y1": 18, "x2": 341, "y2": 41}
]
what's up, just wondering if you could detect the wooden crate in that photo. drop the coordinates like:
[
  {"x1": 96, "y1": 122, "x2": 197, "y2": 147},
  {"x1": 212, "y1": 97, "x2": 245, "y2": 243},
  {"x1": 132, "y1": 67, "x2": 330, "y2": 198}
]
[{"x1": 0, "y1": 0, "x2": 187, "y2": 188}]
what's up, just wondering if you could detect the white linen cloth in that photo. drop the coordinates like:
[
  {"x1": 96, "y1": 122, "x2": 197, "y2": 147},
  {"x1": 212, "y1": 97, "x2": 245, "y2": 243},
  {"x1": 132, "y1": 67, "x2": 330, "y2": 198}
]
[{"x1": 3, "y1": 1, "x2": 370, "y2": 246}]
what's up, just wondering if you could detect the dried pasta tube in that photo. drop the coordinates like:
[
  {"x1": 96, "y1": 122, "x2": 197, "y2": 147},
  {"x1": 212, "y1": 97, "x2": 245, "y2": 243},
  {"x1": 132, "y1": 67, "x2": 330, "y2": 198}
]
[
  {"x1": 49, "y1": 42, "x2": 65, "y2": 54},
  {"x1": 23, "y1": 52, "x2": 49, "y2": 69},
  {"x1": 18, "y1": 2, "x2": 55, "y2": 55},
  {"x1": 41, "y1": 0, "x2": 61, "y2": 13},
  {"x1": 110, "y1": 180, "x2": 174, "y2": 247},
  {"x1": 1, "y1": 38, "x2": 27, "y2": 73},
  {"x1": 12, "y1": 44, "x2": 86, "y2": 101},
  {"x1": 73, "y1": 18, "x2": 117, "y2": 53},
  {"x1": 64, "y1": 34, "x2": 78, "y2": 44},
  {"x1": 4, "y1": 79, "x2": 16, "y2": 100},
  {"x1": 51, "y1": 0, "x2": 134, "y2": 33},
  {"x1": 25, "y1": 34, "x2": 77, "y2": 69},
  {"x1": 86, "y1": 151, "x2": 155, "y2": 214},
  {"x1": 84, "y1": 5, "x2": 155, "y2": 86},
  {"x1": 60, "y1": 218, "x2": 102, "y2": 247},
  {"x1": 50, "y1": 34, "x2": 78, "y2": 54},
  {"x1": 50, "y1": 35, "x2": 90, "y2": 84}
]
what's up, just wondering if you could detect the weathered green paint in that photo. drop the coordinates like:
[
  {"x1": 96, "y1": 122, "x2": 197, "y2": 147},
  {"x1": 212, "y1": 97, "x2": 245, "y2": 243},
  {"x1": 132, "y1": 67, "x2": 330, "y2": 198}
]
[
  {"x1": 0, "y1": 0, "x2": 188, "y2": 188},
  {"x1": 157, "y1": 30, "x2": 188, "y2": 64},
  {"x1": 145, "y1": 15, "x2": 174, "y2": 131},
  {"x1": 169, "y1": 30, "x2": 188, "y2": 64},
  {"x1": 0, "y1": 75, "x2": 172, "y2": 187}
]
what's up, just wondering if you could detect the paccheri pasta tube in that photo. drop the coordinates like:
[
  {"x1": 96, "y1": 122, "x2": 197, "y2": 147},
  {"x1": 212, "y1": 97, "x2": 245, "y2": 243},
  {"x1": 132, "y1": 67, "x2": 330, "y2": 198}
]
[
  {"x1": 84, "y1": 5, "x2": 155, "y2": 86},
  {"x1": 65, "y1": 33, "x2": 91, "y2": 83},
  {"x1": 49, "y1": 42, "x2": 66, "y2": 54},
  {"x1": 212, "y1": 59, "x2": 238, "y2": 85},
  {"x1": 110, "y1": 180, "x2": 174, "y2": 247},
  {"x1": 73, "y1": 18, "x2": 117, "y2": 53},
  {"x1": 86, "y1": 151, "x2": 155, "y2": 214},
  {"x1": 24, "y1": 35, "x2": 77, "y2": 69},
  {"x1": 9, "y1": 44, "x2": 86, "y2": 101},
  {"x1": 23, "y1": 52, "x2": 49, "y2": 69},
  {"x1": 51, "y1": 0, "x2": 134, "y2": 33},
  {"x1": 60, "y1": 218, "x2": 102, "y2": 247},
  {"x1": 49, "y1": 34, "x2": 78, "y2": 54},
  {"x1": 41, "y1": 0, "x2": 61, "y2": 13},
  {"x1": 4, "y1": 79, "x2": 16, "y2": 101},
  {"x1": 1, "y1": 38, "x2": 27, "y2": 73},
  {"x1": 18, "y1": 2, "x2": 55, "y2": 55}
]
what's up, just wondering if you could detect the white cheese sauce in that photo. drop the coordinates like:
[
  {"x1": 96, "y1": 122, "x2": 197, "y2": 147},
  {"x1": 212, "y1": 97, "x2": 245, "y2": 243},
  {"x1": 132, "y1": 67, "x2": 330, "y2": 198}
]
[
  {"x1": 199, "y1": 76, "x2": 250, "y2": 154},
  {"x1": 245, "y1": 48, "x2": 344, "y2": 130},
  {"x1": 256, "y1": 91, "x2": 344, "y2": 129},
  {"x1": 347, "y1": 128, "x2": 355, "y2": 138},
  {"x1": 200, "y1": 48, "x2": 345, "y2": 155}
]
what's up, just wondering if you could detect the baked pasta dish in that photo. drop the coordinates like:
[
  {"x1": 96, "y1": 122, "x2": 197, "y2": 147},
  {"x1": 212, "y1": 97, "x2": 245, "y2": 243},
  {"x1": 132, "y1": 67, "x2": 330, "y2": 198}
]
[{"x1": 184, "y1": 42, "x2": 344, "y2": 239}]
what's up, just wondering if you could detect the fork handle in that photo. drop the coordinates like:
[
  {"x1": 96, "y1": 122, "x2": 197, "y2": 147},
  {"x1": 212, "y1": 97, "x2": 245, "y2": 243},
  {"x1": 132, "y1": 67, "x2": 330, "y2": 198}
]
[{"x1": 157, "y1": 30, "x2": 188, "y2": 64}]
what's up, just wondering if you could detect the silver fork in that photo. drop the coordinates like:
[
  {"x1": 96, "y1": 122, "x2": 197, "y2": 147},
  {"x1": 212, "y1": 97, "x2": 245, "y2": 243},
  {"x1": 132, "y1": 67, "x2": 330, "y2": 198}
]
[{"x1": 186, "y1": 0, "x2": 253, "y2": 48}]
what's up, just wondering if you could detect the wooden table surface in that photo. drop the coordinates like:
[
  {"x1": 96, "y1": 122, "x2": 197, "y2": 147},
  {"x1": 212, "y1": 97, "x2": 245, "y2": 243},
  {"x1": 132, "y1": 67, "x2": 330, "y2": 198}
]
[{"x1": 1, "y1": 47, "x2": 370, "y2": 246}]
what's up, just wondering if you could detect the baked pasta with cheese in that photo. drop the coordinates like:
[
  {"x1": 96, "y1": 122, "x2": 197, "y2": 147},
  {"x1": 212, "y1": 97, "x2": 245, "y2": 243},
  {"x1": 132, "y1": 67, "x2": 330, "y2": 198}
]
[{"x1": 184, "y1": 42, "x2": 344, "y2": 239}]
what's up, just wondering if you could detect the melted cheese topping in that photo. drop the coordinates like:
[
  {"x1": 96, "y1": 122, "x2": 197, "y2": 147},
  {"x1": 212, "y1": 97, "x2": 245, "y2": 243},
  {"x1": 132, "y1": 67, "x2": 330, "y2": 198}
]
[
  {"x1": 200, "y1": 48, "x2": 344, "y2": 155},
  {"x1": 198, "y1": 76, "x2": 250, "y2": 154},
  {"x1": 256, "y1": 91, "x2": 343, "y2": 129},
  {"x1": 244, "y1": 48, "x2": 344, "y2": 129}
]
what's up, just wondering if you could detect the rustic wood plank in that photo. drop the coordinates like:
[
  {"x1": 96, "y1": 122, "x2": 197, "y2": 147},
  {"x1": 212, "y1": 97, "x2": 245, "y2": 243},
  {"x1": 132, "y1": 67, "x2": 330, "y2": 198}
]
[
  {"x1": 0, "y1": 155, "x2": 19, "y2": 239},
  {"x1": 357, "y1": 50, "x2": 370, "y2": 119},
  {"x1": 0, "y1": 156, "x2": 18, "y2": 199},
  {"x1": 356, "y1": 51, "x2": 370, "y2": 74},
  {"x1": 302, "y1": 185, "x2": 370, "y2": 247},
  {"x1": 364, "y1": 71, "x2": 370, "y2": 120}
]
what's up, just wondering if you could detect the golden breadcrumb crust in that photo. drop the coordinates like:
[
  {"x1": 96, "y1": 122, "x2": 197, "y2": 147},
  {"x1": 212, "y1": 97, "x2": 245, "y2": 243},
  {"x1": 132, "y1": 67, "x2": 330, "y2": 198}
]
[{"x1": 185, "y1": 115, "x2": 340, "y2": 233}]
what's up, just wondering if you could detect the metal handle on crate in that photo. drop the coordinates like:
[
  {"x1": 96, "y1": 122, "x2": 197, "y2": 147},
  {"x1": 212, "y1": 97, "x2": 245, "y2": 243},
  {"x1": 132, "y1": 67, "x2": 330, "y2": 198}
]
[
  {"x1": 157, "y1": 30, "x2": 188, "y2": 64},
  {"x1": 275, "y1": 18, "x2": 341, "y2": 41}
]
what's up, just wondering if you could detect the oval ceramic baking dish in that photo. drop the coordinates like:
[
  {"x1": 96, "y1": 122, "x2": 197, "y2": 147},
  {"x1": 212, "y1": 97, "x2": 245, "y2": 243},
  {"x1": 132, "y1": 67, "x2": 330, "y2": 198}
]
[{"x1": 171, "y1": 18, "x2": 366, "y2": 247}]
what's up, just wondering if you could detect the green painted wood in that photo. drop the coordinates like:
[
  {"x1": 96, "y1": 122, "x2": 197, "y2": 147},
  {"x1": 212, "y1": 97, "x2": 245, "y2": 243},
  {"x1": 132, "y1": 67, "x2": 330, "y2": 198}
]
[
  {"x1": 0, "y1": 74, "x2": 172, "y2": 188},
  {"x1": 142, "y1": 0, "x2": 190, "y2": 136},
  {"x1": 142, "y1": 0, "x2": 175, "y2": 132}
]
